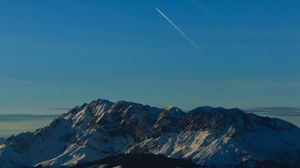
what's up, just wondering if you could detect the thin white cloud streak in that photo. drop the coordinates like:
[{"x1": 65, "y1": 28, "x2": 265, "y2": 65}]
[
  {"x1": 190, "y1": 0, "x2": 243, "y2": 47},
  {"x1": 155, "y1": 7, "x2": 199, "y2": 48},
  {"x1": 0, "y1": 76, "x2": 36, "y2": 84},
  {"x1": 190, "y1": 0, "x2": 225, "y2": 31}
]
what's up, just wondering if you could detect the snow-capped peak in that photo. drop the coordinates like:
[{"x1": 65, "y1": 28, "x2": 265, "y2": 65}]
[{"x1": 0, "y1": 99, "x2": 299, "y2": 168}]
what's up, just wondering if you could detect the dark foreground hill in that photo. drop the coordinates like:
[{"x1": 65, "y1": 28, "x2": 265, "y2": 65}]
[{"x1": 72, "y1": 153, "x2": 202, "y2": 168}]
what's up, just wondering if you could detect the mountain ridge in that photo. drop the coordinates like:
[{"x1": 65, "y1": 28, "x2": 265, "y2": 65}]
[{"x1": 0, "y1": 98, "x2": 299, "y2": 168}]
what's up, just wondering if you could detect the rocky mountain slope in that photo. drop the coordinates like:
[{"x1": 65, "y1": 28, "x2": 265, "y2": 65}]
[{"x1": 0, "y1": 99, "x2": 299, "y2": 168}]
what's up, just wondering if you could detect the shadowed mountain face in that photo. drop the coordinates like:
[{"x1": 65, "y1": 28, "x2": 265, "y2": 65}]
[
  {"x1": 1, "y1": 99, "x2": 300, "y2": 168},
  {"x1": 32, "y1": 153, "x2": 296, "y2": 168}
]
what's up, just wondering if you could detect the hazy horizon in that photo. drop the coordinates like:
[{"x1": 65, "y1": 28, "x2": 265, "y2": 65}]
[{"x1": 0, "y1": 101, "x2": 299, "y2": 138}]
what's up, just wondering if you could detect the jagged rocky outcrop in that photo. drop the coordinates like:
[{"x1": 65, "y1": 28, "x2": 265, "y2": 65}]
[{"x1": 0, "y1": 99, "x2": 300, "y2": 168}]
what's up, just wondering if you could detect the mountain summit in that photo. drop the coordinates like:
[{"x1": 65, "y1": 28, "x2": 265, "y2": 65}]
[{"x1": 0, "y1": 99, "x2": 299, "y2": 168}]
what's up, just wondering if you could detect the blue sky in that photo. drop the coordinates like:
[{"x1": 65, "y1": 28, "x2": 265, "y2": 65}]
[{"x1": 0, "y1": 0, "x2": 299, "y2": 115}]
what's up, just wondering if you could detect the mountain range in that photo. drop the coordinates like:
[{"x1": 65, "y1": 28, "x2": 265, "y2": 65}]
[{"x1": 0, "y1": 99, "x2": 299, "y2": 168}]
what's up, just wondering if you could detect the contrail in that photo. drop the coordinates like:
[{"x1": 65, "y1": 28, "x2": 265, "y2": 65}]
[{"x1": 155, "y1": 7, "x2": 199, "y2": 48}]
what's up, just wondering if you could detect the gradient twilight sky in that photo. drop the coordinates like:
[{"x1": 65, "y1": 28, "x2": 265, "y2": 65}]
[{"x1": 0, "y1": 0, "x2": 299, "y2": 115}]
